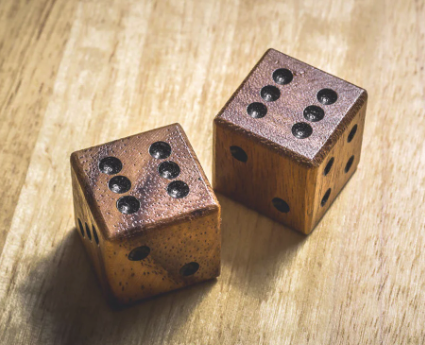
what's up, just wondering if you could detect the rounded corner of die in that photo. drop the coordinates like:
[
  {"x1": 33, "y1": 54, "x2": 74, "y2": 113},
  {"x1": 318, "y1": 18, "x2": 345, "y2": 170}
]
[
  {"x1": 170, "y1": 122, "x2": 183, "y2": 131},
  {"x1": 70, "y1": 150, "x2": 78, "y2": 164},
  {"x1": 359, "y1": 88, "x2": 368, "y2": 102}
]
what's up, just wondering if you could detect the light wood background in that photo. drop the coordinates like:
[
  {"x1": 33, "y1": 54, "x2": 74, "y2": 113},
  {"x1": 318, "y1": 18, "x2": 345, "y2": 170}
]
[{"x1": 0, "y1": 0, "x2": 423, "y2": 344}]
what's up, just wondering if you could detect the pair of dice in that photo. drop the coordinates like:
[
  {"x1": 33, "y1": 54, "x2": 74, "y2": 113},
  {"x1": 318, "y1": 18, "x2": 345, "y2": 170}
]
[{"x1": 71, "y1": 49, "x2": 367, "y2": 306}]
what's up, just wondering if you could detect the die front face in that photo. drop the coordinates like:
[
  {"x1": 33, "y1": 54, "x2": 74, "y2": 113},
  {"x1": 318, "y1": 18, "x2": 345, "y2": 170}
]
[
  {"x1": 214, "y1": 48, "x2": 367, "y2": 234},
  {"x1": 71, "y1": 123, "x2": 220, "y2": 305}
]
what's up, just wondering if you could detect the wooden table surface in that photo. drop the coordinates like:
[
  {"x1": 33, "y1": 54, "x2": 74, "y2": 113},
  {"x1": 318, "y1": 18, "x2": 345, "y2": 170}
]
[{"x1": 0, "y1": 0, "x2": 424, "y2": 344}]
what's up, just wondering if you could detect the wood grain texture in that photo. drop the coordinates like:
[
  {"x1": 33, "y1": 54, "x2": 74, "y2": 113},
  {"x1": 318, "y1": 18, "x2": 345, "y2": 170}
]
[
  {"x1": 0, "y1": 0, "x2": 424, "y2": 344},
  {"x1": 213, "y1": 48, "x2": 367, "y2": 233},
  {"x1": 71, "y1": 123, "x2": 220, "y2": 305}
]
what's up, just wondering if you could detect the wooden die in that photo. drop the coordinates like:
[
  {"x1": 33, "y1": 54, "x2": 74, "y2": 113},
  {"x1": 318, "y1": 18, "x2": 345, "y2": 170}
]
[
  {"x1": 71, "y1": 123, "x2": 221, "y2": 305},
  {"x1": 213, "y1": 48, "x2": 367, "y2": 234}
]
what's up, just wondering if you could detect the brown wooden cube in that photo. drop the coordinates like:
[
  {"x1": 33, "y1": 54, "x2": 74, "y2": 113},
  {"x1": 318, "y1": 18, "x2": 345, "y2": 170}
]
[
  {"x1": 71, "y1": 123, "x2": 221, "y2": 306},
  {"x1": 213, "y1": 48, "x2": 368, "y2": 234}
]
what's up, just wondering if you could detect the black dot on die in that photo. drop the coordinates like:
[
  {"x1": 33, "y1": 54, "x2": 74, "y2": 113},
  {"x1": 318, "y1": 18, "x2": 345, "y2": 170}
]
[
  {"x1": 260, "y1": 85, "x2": 280, "y2": 102},
  {"x1": 128, "y1": 246, "x2": 150, "y2": 261},
  {"x1": 99, "y1": 157, "x2": 122, "y2": 175},
  {"x1": 317, "y1": 88, "x2": 338, "y2": 105},
  {"x1": 348, "y1": 125, "x2": 358, "y2": 142},
  {"x1": 85, "y1": 222, "x2": 92, "y2": 240},
  {"x1": 324, "y1": 157, "x2": 334, "y2": 176},
  {"x1": 230, "y1": 146, "x2": 248, "y2": 162},
  {"x1": 78, "y1": 219, "x2": 85, "y2": 238},
  {"x1": 117, "y1": 196, "x2": 140, "y2": 214},
  {"x1": 272, "y1": 68, "x2": 293, "y2": 85},
  {"x1": 180, "y1": 262, "x2": 199, "y2": 276},
  {"x1": 345, "y1": 155, "x2": 355, "y2": 173},
  {"x1": 108, "y1": 176, "x2": 131, "y2": 194},
  {"x1": 272, "y1": 198, "x2": 290, "y2": 213},
  {"x1": 292, "y1": 122, "x2": 313, "y2": 139},
  {"x1": 158, "y1": 161, "x2": 180, "y2": 179},
  {"x1": 92, "y1": 225, "x2": 99, "y2": 245},
  {"x1": 247, "y1": 102, "x2": 267, "y2": 118},
  {"x1": 321, "y1": 188, "x2": 331, "y2": 207},
  {"x1": 304, "y1": 105, "x2": 325, "y2": 122},
  {"x1": 167, "y1": 181, "x2": 190, "y2": 198},
  {"x1": 149, "y1": 141, "x2": 171, "y2": 159}
]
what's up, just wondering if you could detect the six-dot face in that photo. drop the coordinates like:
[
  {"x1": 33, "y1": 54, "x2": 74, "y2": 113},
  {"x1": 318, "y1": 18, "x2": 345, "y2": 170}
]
[
  {"x1": 71, "y1": 124, "x2": 214, "y2": 234},
  {"x1": 219, "y1": 49, "x2": 365, "y2": 161},
  {"x1": 74, "y1": 125, "x2": 214, "y2": 222}
]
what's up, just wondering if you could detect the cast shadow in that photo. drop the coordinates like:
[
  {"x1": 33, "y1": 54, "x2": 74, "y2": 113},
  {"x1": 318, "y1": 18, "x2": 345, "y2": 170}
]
[
  {"x1": 21, "y1": 229, "x2": 214, "y2": 345},
  {"x1": 218, "y1": 194, "x2": 307, "y2": 297}
]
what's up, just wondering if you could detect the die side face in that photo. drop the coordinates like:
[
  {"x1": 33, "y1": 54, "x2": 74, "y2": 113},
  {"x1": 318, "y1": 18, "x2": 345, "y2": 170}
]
[
  {"x1": 213, "y1": 123, "x2": 310, "y2": 232},
  {"x1": 214, "y1": 49, "x2": 367, "y2": 234},
  {"x1": 105, "y1": 211, "x2": 220, "y2": 304},
  {"x1": 72, "y1": 171, "x2": 112, "y2": 297},
  {"x1": 71, "y1": 123, "x2": 220, "y2": 305},
  {"x1": 309, "y1": 102, "x2": 367, "y2": 231}
]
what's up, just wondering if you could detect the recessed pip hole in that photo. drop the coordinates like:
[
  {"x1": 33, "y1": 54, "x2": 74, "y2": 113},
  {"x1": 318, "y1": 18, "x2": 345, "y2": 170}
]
[
  {"x1": 230, "y1": 146, "x2": 248, "y2": 162},
  {"x1": 149, "y1": 141, "x2": 171, "y2": 159},
  {"x1": 292, "y1": 122, "x2": 313, "y2": 139},
  {"x1": 180, "y1": 262, "x2": 199, "y2": 276},
  {"x1": 345, "y1": 155, "x2": 355, "y2": 173},
  {"x1": 158, "y1": 161, "x2": 180, "y2": 179},
  {"x1": 128, "y1": 246, "x2": 150, "y2": 261},
  {"x1": 324, "y1": 157, "x2": 334, "y2": 176},
  {"x1": 317, "y1": 88, "x2": 338, "y2": 105},
  {"x1": 98, "y1": 157, "x2": 122, "y2": 175},
  {"x1": 272, "y1": 68, "x2": 293, "y2": 85},
  {"x1": 167, "y1": 181, "x2": 190, "y2": 198},
  {"x1": 260, "y1": 85, "x2": 280, "y2": 102},
  {"x1": 321, "y1": 188, "x2": 331, "y2": 207},
  {"x1": 85, "y1": 222, "x2": 92, "y2": 240},
  {"x1": 348, "y1": 125, "x2": 358, "y2": 142},
  {"x1": 247, "y1": 102, "x2": 267, "y2": 118},
  {"x1": 108, "y1": 175, "x2": 131, "y2": 194},
  {"x1": 116, "y1": 196, "x2": 140, "y2": 214},
  {"x1": 78, "y1": 219, "x2": 85, "y2": 238},
  {"x1": 92, "y1": 225, "x2": 99, "y2": 245},
  {"x1": 304, "y1": 105, "x2": 325, "y2": 122},
  {"x1": 272, "y1": 198, "x2": 290, "y2": 213}
]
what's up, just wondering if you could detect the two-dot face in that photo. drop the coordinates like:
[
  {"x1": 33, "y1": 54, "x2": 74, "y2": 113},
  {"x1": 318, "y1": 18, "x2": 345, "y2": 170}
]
[
  {"x1": 219, "y1": 48, "x2": 366, "y2": 162},
  {"x1": 127, "y1": 245, "x2": 200, "y2": 277}
]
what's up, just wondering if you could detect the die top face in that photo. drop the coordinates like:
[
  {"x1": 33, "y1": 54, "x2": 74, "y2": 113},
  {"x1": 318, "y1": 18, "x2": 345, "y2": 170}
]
[
  {"x1": 216, "y1": 48, "x2": 367, "y2": 165},
  {"x1": 71, "y1": 123, "x2": 218, "y2": 241}
]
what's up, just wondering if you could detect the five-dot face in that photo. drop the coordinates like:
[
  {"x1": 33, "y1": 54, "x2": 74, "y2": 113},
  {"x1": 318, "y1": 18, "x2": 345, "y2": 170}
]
[{"x1": 219, "y1": 49, "x2": 365, "y2": 161}]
